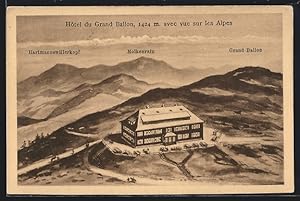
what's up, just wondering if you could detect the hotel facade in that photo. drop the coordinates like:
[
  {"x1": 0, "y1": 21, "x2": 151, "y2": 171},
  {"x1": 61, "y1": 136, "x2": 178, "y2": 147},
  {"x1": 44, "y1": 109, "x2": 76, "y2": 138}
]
[{"x1": 120, "y1": 105, "x2": 204, "y2": 147}]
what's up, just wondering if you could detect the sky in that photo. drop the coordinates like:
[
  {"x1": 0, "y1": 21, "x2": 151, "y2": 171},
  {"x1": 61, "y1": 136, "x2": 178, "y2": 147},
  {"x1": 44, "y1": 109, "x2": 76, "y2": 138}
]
[{"x1": 17, "y1": 13, "x2": 282, "y2": 81}]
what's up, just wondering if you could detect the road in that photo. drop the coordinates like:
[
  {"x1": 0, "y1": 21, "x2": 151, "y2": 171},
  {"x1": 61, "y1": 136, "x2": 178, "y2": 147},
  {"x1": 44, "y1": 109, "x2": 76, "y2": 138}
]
[
  {"x1": 18, "y1": 139, "x2": 102, "y2": 176},
  {"x1": 64, "y1": 129, "x2": 99, "y2": 138},
  {"x1": 19, "y1": 138, "x2": 181, "y2": 185}
]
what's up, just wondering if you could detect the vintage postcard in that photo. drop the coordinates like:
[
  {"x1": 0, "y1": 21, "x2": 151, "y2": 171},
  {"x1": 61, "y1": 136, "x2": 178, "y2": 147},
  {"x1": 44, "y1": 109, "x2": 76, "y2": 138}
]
[{"x1": 6, "y1": 6, "x2": 293, "y2": 195}]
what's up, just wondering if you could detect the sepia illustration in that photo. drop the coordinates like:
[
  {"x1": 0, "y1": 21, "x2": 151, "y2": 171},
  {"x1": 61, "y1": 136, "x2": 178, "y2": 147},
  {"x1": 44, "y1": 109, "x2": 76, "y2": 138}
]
[{"x1": 7, "y1": 6, "x2": 293, "y2": 194}]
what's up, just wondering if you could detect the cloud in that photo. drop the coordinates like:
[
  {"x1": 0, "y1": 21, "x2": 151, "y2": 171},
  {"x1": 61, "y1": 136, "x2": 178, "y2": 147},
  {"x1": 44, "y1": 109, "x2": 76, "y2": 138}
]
[{"x1": 18, "y1": 35, "x2": 278, "y2": 48}]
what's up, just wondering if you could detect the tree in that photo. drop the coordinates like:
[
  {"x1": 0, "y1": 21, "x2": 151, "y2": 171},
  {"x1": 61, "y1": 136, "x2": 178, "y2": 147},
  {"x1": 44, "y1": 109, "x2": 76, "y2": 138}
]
[
  {"x1": 40, "y1": 132, "x2": 44, "y2": 139},
  {"x1": 21, "y1": 140, "x2": 27, "y2": 149},
  {"x1": 35, "y1": 133, "x2": 40, "y2": 143}
]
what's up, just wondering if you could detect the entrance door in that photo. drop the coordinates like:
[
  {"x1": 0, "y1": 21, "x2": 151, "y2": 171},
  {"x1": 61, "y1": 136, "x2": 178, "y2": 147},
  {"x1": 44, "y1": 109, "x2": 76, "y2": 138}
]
[
  {"x1": 163, "y1": 133, "x2": 177, "y2": 145},
  {"x1": 168, "y1": 136, "x2": 175, "y2": 144}
]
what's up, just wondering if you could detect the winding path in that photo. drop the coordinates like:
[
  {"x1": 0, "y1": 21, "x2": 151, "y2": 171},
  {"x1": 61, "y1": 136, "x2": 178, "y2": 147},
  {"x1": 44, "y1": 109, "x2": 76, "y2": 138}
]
[
  {"x1": 159, "y1": 151, "x2": 194, "y2": 180},
  {"x1": 84, "y1": 145, "x2": 198, "y2": 185}
]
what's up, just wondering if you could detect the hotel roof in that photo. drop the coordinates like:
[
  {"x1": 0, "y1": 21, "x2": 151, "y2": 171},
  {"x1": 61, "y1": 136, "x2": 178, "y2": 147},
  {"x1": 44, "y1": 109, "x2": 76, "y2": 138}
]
[
  {"x1": 141, "y1": 111, "x2": 191, "y2": 123},
  {"x1": 135, "y1": 105, "x2": 203, "y2": 131}
]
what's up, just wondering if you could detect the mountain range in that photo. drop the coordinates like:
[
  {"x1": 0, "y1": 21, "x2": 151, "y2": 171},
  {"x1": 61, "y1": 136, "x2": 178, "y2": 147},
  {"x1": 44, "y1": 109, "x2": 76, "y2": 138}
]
[
  {"x1": 57, "y1": 66, "x2": 283, "y2": 139},
  {"x1": 17, "y1": 57, "x2": 282, "y2": 150},
  {"x1": 18, "y1": 73, "x2": 166, "y2": 126},
  {"x1": 18, "y1": 57, "x2": 208, "y2": 99},
  {"x1": 17, "y1": 57, "x2": 235, "y2": 127}
]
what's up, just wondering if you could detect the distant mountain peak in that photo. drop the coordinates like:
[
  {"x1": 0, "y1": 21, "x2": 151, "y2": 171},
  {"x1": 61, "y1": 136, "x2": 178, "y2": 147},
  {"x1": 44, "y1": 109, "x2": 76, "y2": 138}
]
[
  {"x1": 135, "y1": 56, "x2": 154, "y2": 61},
  {"x1": 107, "y1": 73, "x2": 136, "y2": 80},
  {"x1": 186, "y1": 65, "x2": 282, "y2": 96},
  {"x1": 42, "y1": 63, "x2": 81, "y2": 76},
  {"x1": 132, "y1": 56, "x2": 156, "y2": 65},
  {"x1": 51, "y1": 63, "x2": 79, "y2": 70},
  {"x1": 227, "y1": 66, "x2": 282, "y2": 79},
  {"x1": 231, "y1": 66, "x2": 270, "y2": 73},
  {"x1": 133, "y1": 56, "x2": 167, "y2": 65},
  {"x1": 100, "y1": 73, "x2": 146, "y2": 84}
]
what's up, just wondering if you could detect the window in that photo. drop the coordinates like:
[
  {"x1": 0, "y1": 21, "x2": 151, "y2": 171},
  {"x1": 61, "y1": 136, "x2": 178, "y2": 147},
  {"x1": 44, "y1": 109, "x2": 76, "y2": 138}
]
[
  {"x1": 123, "y1": 132, "x2": 134, "y2": 143},
  {"x1": 137, "y1": 131, "x2": 143, "y2": 137},
  {"x1": 182, "y1": 133, "x2": 189, "y2": 139},
  {"x1": 174, "y1": 125, "x2": 189, "y2": 132},
  {"x1": 177, "y1": 134, "x2": 183, "y2": 140},
  {"x1": 128, "y1": 117, "x2": 136, "y2": 125},
  {"x1": 166, "y1": 127, "x2": 172, "y2": 133},
  {"x1": 192, "y1": 124, "x2": 201, "y2": 129},
  {"x1": 144, "y1": 137, "x2": 161, "y2": 144},
  {"x1": 137, "y1": 139, "x2": 143, "y2": 145},
  {"x1": 144, "y1": 129, "x2": 163, "y2": 136},
  {"x1": 123, "y1": 125, "x2": 135, "y2": 136},
  {"x1": 191, "y1": 132, "x2": 201, "y2": 138},
  {"x1": 155, "y1": 137, "x2": 162, "y2": 142}
]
